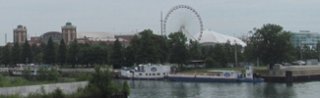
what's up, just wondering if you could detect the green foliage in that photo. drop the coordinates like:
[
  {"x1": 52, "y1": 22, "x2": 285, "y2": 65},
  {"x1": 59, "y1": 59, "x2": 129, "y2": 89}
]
[
  {"x1": 58, "y1": 39, "x2": 67, "y2": 66},
  {"x1": 205, "y1": 57, "x2": 217, "y2": 68},
  {"x1": 111, "y1": 38, "x2": 124, "y2": 68},
  {"x1": 51, "y1": 88, "x2": 65, "y2": 98},
  {"x1": 11, "y1": 42, "x2": 21, "y2": 65},
  {"x1": 122, "y1": 81, "x2": 130, "y2": 95},
  {"x1": 247, "y1": 24, "x2": 295, "y2": 66},
  {"x1": 67, "y1": 41, "x2": 79, "y2": 67},
  {"x1": 44, "y1": 37, "x2": 56, "y2": 64},
  {"x1": 22, "y1": 40, "x2": 32, "y2": 63},
  {"x1": 168, "y1": 32, "x2": 188, "y2": 65},
  {"x1": 84, "y1": 67, "x2": 118, "y2": 97},
  {"x1": 1, "y1": 45, "x2": 11, "y2": 66},
  {"x1": 188, "y1": 40, "x2": 202, "y2": 60},
  {"x1": 126, "y1": 30, "x2": 169, "y2": 65},
  {"x1": 37, "y1": 67, "x2": 60, "y2": 81}
]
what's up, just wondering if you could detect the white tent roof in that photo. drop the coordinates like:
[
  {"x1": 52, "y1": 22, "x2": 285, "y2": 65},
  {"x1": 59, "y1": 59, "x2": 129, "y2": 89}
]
[{"x1": 197, "y1": 30, "x2": 246, "y2": 47}]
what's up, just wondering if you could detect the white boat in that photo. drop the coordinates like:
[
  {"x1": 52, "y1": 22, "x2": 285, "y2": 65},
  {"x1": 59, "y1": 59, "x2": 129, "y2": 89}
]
[{"x1": 120, "y1": 64, "x2": 171, "y2": 80}]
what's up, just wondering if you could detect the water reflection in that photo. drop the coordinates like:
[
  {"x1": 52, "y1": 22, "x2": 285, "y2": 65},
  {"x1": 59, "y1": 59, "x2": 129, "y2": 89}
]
[{"x1": 124, "y1": 80, "x2": 320, "y2": 98}]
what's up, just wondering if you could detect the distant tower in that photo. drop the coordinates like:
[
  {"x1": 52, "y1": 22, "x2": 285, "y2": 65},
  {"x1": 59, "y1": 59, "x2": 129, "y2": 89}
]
[
  {"x1": 61, "y1": 22, "x2": 77, "y2": 44},
  {"x1": 13, "y1": 25, "x2": 27, "y2": 44}
]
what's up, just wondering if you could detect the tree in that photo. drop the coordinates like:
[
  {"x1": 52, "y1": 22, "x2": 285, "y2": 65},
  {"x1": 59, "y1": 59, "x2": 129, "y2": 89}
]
[
  {"x1": 21, "y1": 40, "x2": 32, "y2": 63},
  {"x1": 67, "y1": 40, "x2": 79, "y2": 67},
  {"x1": 32, "y1": 42, "x2": 45, "y2": 64},
  {"x1": 44, "y1": 37, "x2": 55, "y2": 65},
  {"x1": 188, "y1": 40, "x2": 202, "y2": 60},
  {"x1": 111, "y1": 38, "x2": 124, "y2": 68},
  {"x1": 134, "y1": 30, "x2": 158, "y2": 63},
  {"x1": 1, "y1": 45, "x2": 11, "y2": 66},
  {"x1": 127, "y1": 30, "x2": 169, "y2": 65},
  {"x1": 316, "y1": 41, "x2": 320, "y2": 61},
  {"x1": 212, "y1": 44, "x2": 227, "y2": 67},
  {"x1": 11, "y1": 43, "x2": 21, "y2": 65},
  {"x1": 168, "y1": 32, "x2": 188, "y2": 65},
  {"x1": 58, "y1": 39, "x2": 66, "y2": 66},
  {"x1": 247, "y1": 24, "x2": 295, "y2": 68},
  {"x1": 84, "y1": 67, "x2": 119, "y2": 98}
]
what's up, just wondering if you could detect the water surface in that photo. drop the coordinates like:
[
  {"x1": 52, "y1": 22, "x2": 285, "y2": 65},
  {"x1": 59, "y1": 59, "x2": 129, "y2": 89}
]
[{"x1": 127, "y1": 80, "x2": 320, "y2": 98}]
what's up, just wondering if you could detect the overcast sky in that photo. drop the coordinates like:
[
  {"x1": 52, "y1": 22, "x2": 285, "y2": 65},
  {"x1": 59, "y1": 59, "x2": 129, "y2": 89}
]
[{"x1": 1, "y1": 0, "x2": 320, "y2": 45}]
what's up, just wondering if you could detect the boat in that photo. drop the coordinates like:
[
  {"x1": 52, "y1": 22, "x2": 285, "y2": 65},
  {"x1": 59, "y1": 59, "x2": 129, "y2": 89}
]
[
  {"x1": 119, "y1": 64, "x2": 171, "y2": 80},
  {"x1": 166, "y1": 66, "x2": 264, "y2": 83}
]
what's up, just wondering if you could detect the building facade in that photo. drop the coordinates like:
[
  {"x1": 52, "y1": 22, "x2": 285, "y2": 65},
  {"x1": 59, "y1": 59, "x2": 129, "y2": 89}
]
[
  {"x1": 291, "y1": 30, "x2": 320, "y2": 48},
  {"x1": 62, "y1": 22, "x2": 77, "y2": 44},
  {"x1": 40, "y1": 31, "x2": 62, "y2": 44},
  {"x1": 13, "y1": 25, "x2": 27, "y2": 44}
]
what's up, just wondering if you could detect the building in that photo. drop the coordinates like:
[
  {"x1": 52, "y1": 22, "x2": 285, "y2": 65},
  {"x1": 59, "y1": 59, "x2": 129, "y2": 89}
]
[
  {"x1": 115, "y1": 35, "x2": 135, "y2": 47},
  {"x1": 29, "y1": 37, "x2": 41, "y2": 46},
  {"x1": 13, "y1": 25, "x2": 27, "y2": 44},
  {"x1": 40, "y1": 31, "x2": 62, "y2": 44},
  {"x1": 62, "y1": 22, "x2": 77, "y2": 44},
  {"x1": 291, "y1": 30, "x2": 320, "y2": 48},
  {"x1": 196, "y1": 30, "x2": 246, "y2": 47},
  {"x1": 77, "y1": 32, "x2": 126, "y2": 45}
]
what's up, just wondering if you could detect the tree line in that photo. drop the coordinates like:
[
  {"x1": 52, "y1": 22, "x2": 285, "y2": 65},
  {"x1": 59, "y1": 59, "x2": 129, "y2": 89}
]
[
  {"x1": 0, "y1": 29, "x2": 243, "y2": 68},
  {"x1": 1, "y1": 24, "x2": 319, "y2": 68}
]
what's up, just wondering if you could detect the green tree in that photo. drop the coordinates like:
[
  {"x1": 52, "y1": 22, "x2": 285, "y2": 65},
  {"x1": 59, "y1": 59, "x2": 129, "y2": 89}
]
[
  {"x1": 137, "y1": 30, "x2": 161, "y2": 63},
  {"x1": 11, "y1": 43, "x2": 21, "y2": 65},
  {"x1": 316, "y1": 41, "x2": 320, "y2": 61},
  {"x1": 32, "y1": 42, "x2": 45, "y2": 64},
  {"x1": 44, "y1": 37, "x2": 55, "y2": 65},
  {"x1": 21, "y1": 40, "x2": 32, "y2": 64},
  {"x1": 67, "y1": 40, "x2": 79, "y2": 67},
  {"x1": 168, "y1": 32, "x2": 188, "y2": 66},
  {"x1": 188, "y1": 40, "x2": 202, "y2": 60},
  {"x1": 111, "y1": 38, "x2": 124, "y2": 68},
  {"x1": 247, "y1": 24, "x2": 295, "y2": 68},
  {"x1": 1, "y1": 45, "x2": 11, "y2": 66},
  {"x1": 57, "y1": 39, "x2": 66, "y2": 66},
  {"x1": 212, "y1": 44, "x2": 227, "y2": 67},
  {"x1": 84, "y1": 67, "x2": 119, "y2": 98}
]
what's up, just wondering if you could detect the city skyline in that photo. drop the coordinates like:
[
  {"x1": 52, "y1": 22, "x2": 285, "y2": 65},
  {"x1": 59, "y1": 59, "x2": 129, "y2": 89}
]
[{"x1": 1, "y1": 0, "x2": 320, "y2": 45}]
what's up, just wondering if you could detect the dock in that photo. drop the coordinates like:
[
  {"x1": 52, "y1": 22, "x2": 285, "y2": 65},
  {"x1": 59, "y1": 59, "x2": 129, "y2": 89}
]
[{"x1": 258, "y1": 65, "x2": 320, "y2": 82}]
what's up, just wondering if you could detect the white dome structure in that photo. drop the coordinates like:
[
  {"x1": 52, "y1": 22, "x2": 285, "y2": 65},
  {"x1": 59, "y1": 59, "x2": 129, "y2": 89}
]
[{"x1": 196, "y1": 30, "x2": 246, "y2": 47}]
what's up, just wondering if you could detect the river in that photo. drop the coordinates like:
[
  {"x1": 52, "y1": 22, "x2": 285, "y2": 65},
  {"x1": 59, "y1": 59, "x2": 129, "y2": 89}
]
[{"x1": 127, "y1": 80, "x2": 320, "y2": 98}]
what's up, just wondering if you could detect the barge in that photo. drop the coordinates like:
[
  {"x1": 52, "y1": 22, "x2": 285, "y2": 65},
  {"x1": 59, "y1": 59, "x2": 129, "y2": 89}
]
[{"x1": 167, "y1": 66, "x2": 263, "y2": 83}]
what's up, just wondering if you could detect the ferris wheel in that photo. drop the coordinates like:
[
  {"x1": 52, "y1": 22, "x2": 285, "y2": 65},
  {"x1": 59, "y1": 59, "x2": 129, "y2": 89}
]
[{"x1": 161, "y1": 5, "x2": 204, "y2": 41}]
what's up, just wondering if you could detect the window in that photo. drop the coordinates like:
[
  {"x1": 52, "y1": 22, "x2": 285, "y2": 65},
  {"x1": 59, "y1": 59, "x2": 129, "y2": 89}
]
[
  {"x1": 139, "y1": 73, "x2": 142, "y2": 76},
  {"x1": 157, "y1": 73, "x2": 160, "y2": 75},
  {"x1": 145, "y1": 73, "x2": 148, "y2": 76}
]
